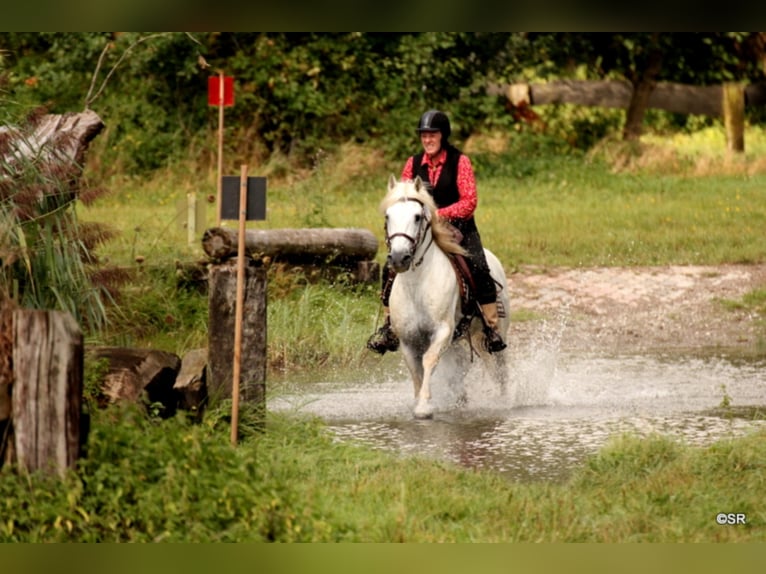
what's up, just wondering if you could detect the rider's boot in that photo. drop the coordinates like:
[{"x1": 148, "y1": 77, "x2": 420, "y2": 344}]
[
  {"x1": 366, "y1": 308, "x2": 400, "y2": 354},
  {"x1": 479, "y1": 302, "x2": 507, "y2": 353}
]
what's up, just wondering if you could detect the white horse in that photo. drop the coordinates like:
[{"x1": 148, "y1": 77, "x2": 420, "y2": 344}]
[{"x1": 381, "y1": 175, "x2": 510, "y2": 419}]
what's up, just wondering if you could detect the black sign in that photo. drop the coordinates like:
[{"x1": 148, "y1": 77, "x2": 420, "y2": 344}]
[{"x1": 220, "y1": 176, "x2": 266, "y2": 221}]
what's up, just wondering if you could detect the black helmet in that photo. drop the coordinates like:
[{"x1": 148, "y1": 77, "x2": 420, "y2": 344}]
[{"x1": 416, "y1": 110, "x2": 451, "y2": 140}]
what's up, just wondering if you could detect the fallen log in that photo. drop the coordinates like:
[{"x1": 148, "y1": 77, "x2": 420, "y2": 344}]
[
  {"x1": 87, "y1": 347, "x2": 181, "y2": 417},
  {"x1": 202, "y1": 227, "x2": 378, "y2": 262},
  {"x1": 489, "y1": 80, "x2": 766, "y2": 118}
]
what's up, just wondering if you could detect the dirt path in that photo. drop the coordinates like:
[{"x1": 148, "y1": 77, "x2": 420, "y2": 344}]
[{"x1": 506, "y1": 264, "x2": 766, "y2": 355}]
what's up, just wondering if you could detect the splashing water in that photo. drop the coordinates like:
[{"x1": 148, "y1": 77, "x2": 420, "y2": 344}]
[{"x1": 270, "y1": 312, "x2": 766, "y2": 482}]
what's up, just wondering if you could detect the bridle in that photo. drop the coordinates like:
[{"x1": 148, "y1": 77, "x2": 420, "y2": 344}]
[{"x1": 384, "y1": 197, "x2": 434, "y2": 269}]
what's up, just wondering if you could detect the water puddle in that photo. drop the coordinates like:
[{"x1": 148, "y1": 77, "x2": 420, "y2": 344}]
[{"x1": 270, "y1": 344, "x2": 766, "y2": 483}]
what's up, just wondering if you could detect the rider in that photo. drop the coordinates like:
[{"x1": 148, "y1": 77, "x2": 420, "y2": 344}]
[{"x1": 367, "y1": 109, "x2": 507, "y2": 355}]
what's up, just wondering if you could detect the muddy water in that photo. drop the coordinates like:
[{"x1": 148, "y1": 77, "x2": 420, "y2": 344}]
[{"x1": 270, "y1": 341, "x2": 766, "y2": 483}]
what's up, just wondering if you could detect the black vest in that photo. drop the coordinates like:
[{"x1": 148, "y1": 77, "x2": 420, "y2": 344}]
[{"x1": 412, "y1": 145, "x2": 476, "y2": 233}]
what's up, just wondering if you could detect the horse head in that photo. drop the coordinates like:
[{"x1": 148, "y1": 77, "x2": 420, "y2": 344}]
[
  {"x1": 381, "y1": 175, "x2": 466, "y2": 273},
  {"x1": 382, "y1": 176, "x2": 433, "y2": 273}
]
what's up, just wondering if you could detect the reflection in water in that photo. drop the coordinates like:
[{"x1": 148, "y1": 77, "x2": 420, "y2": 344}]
[{"x1": 270, "y1": 348, "x2": 766, "y2": 483}]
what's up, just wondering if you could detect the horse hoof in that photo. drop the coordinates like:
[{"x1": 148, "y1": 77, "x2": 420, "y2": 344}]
[{"x1": 413, "y1": 405, "x2": 434, "y2": 419}]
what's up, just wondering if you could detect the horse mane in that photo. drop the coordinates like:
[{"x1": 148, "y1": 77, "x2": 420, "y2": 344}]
[{"x1": 381, "y1": 175, "x2": 467, "y2": 257}]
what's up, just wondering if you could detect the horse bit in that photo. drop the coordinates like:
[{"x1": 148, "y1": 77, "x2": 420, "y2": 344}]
[{"x1": 384, "y1": 198, "x2": 434, "y2": 269}]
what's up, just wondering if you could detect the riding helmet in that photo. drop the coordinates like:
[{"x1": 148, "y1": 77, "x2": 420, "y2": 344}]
[{"x1": 416, "y1": 110, "x2": 451, "y2": 140}]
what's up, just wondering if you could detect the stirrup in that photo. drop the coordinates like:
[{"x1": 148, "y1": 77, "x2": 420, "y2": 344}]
[
  {"x1": 366, "y1": 322, "x2": 399, "y2": 355},
  {"x1": 483, "y1": 327, "x2": 507, "y2": 354},
  {"x1": 452, "y1": 314, "x2": 473, "y2": 341}
]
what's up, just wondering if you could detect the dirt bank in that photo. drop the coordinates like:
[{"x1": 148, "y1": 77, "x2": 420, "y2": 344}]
[{"x1": 506, "y1": 264, "x2": 766, "y2": 355}]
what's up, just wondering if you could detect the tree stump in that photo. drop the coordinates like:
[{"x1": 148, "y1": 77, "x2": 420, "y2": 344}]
[
  {"x1": 207, "y1": 258, "x2": 266, "y2": 405},
  {"x1": 9, "y1": 310, "x2": 83, "y2": 477}
]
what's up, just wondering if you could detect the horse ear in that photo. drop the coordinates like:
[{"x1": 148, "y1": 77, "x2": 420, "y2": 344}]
[
  {"x1": 388, "y1": 174, "x2": 397, "y2": 191},
  {"x1": 413, "y1": 176, "x2": 423, "y2": 192}
]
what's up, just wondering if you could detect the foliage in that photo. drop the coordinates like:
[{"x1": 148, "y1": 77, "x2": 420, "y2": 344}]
[
  {"x1": 3, "y1": 33, "x2": 766, "y2": 179},
  {"x1": 0, "y1": 106, "x2": 112, "y2": 330},
  {"x1": 527, "y1": 33, "x2": 766, "y2": 85}
]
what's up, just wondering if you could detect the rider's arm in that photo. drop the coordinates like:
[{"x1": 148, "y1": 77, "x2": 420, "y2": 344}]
[{"x1": 437, "y1": 154, "x2": 477, "y2": 221}]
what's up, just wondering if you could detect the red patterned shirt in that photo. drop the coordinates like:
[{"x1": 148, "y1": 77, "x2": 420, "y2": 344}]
[{"x1": 401, "y1": 150, "x2": 478, "y2": 220}]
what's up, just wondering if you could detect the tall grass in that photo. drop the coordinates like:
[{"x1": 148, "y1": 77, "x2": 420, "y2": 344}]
[{"x1": 267, "y1": 275, "x2": 380, "y2": 374}]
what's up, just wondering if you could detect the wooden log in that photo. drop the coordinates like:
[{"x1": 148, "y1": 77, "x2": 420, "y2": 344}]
[
  {"x1": 0, "y1": 307, "x2": 12, "y2": 467},
  {"x1": 202, "y1": 227, "x2": 378, "y2": 262},
  {"x1": 88, "y1": 347, "x2": 181, "y2": 416},
  {"x1": 207, "y1": 258, "x2": 266, "y2": 406},
  {"x1": 11, "y1": 310, "x2": 83, "y2": 477},
  {"x1": 174, "y1": 348, "x2": 208, "y2": 418},
  {"x1": 491, "y1": 80, "x2": 725, "y2": 116},
  {"x1": 1, "y1": 110, "x2": 104, "y2": 200}
]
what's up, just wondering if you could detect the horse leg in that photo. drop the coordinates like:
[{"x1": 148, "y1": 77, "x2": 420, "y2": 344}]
[
  {"x1": 400, "y1": 345, "x2": 424, "y2": 400},
  {"x1": 413, "y1": 324, "x2": 452, "y2": 419},
  {"x1": 492, "y1": 351, "x2": 509, "y2": 396}
]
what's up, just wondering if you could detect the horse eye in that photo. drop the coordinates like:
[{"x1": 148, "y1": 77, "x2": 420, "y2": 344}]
[{"x1": 414, "y1": 214, "x2": 421, "y2": 223}]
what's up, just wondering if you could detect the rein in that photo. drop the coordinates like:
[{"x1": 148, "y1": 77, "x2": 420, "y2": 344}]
[{"x1": 385, "y1": 198, "x2": 434, "y2": 269}]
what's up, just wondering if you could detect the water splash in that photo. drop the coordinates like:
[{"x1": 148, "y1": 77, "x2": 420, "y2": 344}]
[{"x1": 269, "y1": 310, "x2": 766, "y2": 482}]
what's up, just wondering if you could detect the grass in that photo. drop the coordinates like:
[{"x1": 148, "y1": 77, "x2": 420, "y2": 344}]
[
  {"x1": 1, "y1": 403, "x2": 764, "y2": 542},
  {"x1": 6, "y1": 127, "x2": 760, "y2": 542},
  {"x1": 80, "y1": 130, "x2": 766, "y2": 274}
]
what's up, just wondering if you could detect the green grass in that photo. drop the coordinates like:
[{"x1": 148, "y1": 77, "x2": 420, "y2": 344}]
[
  {"x1": 80, "y1": 131, "x2": 766, "y2": 274},
  {"x1": 2, "y1": 403, "x2": 764, "y2": 542}
]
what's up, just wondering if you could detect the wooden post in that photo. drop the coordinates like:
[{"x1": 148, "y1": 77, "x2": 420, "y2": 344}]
[
  {"x1": 230, "y1": 164, "x2": 249, "y2": 445},
  {"x1": 10, "y1": 310, "x2": 83, "y2": 476},
  {"x1": 207, "y1": 261, "x2": 266, "y2": 411},
  {"x1": 723, "y1": 82, "x2": 745, "y2": 153},
  {"x1": 216, "y1": 70, "x2": 225, "y2": 227}
]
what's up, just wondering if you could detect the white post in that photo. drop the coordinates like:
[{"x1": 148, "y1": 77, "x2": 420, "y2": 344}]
[{"x1": 187, "y1": 192, "x2": 197, "y2": 245}]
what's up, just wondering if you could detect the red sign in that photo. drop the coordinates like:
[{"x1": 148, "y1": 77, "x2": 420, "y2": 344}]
[{"x1": 208, "y1": 76, "x2": 234, "y2": 107}]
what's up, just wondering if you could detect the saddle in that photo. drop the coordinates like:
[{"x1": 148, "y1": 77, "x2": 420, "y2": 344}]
[
  {"x1": 449, "y1": 253, "x2": 478, "y2": 318},
  {"x1": 447, "y1": 253, "x2": 480, "y2": 342}
]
